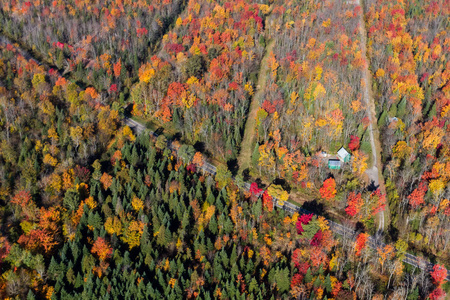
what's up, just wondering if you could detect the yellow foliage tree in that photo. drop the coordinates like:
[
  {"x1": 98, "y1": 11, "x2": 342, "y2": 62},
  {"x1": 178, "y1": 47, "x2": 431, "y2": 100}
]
[
  {"x1": 138, "y1": 63, "x2": 155, "y2": 83},
  {"x1": 423, "y1": 127, "x2": 444, "y2": 151},
  {"x1": 131, "y1": 197, "x2": 144, "y2": 212},
  {"x1": 43, "y1": 154, "x2": 58, "y2": 166},
  {"x1": 352, "y1": 150, "x2": 368, "y2": 177},
  {"x1": 121, "y1": 220, "x2": 144, "y2": 249},
  {"x1": 429, "y1": 179, "x2": 445, "y2": 199},
  {"x1": 393, "y1": 141, "x2": 412, "y2": 160},
  {"x1": 105, "y1": 216, "x2": 122, "y2": 236}
]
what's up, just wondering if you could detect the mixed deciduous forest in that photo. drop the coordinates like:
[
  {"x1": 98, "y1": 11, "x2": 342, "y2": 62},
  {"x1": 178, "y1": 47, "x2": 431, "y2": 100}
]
[
  {"x1": 365, "y1": 0, "x2": 450, "y2": 261},
  {"x1": 0, "y1": 0, "x2": 449, "y2": 299}
]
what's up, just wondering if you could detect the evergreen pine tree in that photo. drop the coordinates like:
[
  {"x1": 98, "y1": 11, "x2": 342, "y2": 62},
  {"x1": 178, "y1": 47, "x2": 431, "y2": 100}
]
[
  {"x1": 276, "y1": 268, "x2": 290, "y2": 294},
  {"x1": 313, "y1": 276, "x2": 321, "y2": 288},
  {"x1": 304, "y1": 268, "x2": 312, "y2": 283},
  {"x1": 74, "y1": 273, "x2": 84, "y2": 289},
  {"x1": 397, "y1": 97, "x2": 407, "y2": 118},
  {"x1": 208, "y1": 215, "x2": 218, "y2": 234},
  {"x1": 131, "y1": 145, "x2": 140, "y2": 166},
  {"x1": 27, "y1": 289, "x2": 36, "y2": 300},
  {"x1": 378, "y1": 111, "x2": 388, "y2": 128},
  {"x1": 428, "y1": 102, "x2": 437, "y2": 119},
  {"x1": 325, "y1": 274, "x2": 332, "y2": 293}
]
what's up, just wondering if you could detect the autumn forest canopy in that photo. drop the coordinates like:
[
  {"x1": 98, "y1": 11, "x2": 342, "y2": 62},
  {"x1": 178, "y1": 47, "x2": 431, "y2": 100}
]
[{"x1": 0, "y1": 0, "x2": 449, "y2": 299}]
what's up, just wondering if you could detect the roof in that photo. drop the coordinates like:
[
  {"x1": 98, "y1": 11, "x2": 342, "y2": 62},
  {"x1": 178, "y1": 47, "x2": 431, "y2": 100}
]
[
  {"x1": 337, "y1": 147, "x2": 350, "y2": 159},
  {"x1": 328, "y1": 159, "x2": 341, "y2": 166}
]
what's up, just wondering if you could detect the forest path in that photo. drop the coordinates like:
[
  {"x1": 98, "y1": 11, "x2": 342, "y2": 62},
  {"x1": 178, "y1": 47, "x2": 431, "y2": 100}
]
[
  {"x1": 357, "y1": 1, "x2": 388, "y2": 232},
  {"x1": 237, "y1": 39, "x2": 275, "y2": 173}
]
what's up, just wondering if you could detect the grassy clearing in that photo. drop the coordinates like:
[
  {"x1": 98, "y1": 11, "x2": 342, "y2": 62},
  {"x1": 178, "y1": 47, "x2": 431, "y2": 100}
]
[{"x1": 237, "y1": 40, "x2": 275, "y2": 173}]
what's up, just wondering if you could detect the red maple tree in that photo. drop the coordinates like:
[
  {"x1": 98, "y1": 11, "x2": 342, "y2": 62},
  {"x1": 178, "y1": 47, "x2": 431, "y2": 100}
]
[
  {"x1": 262, "y1": 190, "x2": 273, "y2": 212},
  {"x1": 430, "y1": 264, "x2": 448, "y2": 286},
  {"x1": 428, "y1": 288, "x2": 446, "y2": 300},
  {"x1": 249, "y1": 182, "x2": 262, "y2": 196},
  {"x1": 345, "y1": 192, "x2": 363, "y2": 217},
  {"x1": 407, "y1": 181, "x2": 427, "y2": 209},
  {"x1": 296, "y1": 213, "x2": 313, "y2": 234},
  {"x1": 348, "y1": 135, "x2": 360, "y2": 151}
]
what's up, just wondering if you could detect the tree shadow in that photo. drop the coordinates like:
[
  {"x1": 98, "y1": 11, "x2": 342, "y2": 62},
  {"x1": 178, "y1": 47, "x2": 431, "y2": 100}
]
[
  {"x1": 227, "y1": 159, "x2": 239, "y2": 176},
  {"x1": 254, "y1": 178, "x2": 266, "y2": 190},
  {"x1": 367, "y1": 180, "x2": 379, "y2": 192},
  {"x1": 301, "y1": 200, "x2": 330, "y2": 219},
  {"x1": 272, "y1": 178, "x2": 291, "y2": 193},
  {"x1": 387, "y1": 224, "x2": 399, "y2": 242},
  {"x1": 193, "y1": 141, "x2": 205, "y2": 153},
  {"x1": 155, "y1": 127, "x2": 165, "y2": 136},
  {"x1": 242, "y1": 168, "x2": 251, "y2": 181},
  {"x1": 355, "y1": 221, "x2": 366, "y2": 234},
  {"x1": 172, "y1": 132, "x2": 182, "y2": 141},
  {"x1": 123, "y1": 104, "x2": 133, "y2": 117}
]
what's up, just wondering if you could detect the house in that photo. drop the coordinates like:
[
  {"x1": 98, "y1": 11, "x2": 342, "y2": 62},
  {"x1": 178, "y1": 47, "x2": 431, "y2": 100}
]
[
  {"x1": 337, "y1": 147, "x2": 351, "y2": 162},
  {"x1": 328, "y1": 159, "x2": 341, "y2": 170}
]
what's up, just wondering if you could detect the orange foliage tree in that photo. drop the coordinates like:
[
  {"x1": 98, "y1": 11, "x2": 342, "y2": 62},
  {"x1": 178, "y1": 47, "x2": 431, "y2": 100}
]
[
  {"x1": 320, "y1": 178, "x2": 337, "y2": 201},
  {"x1": 345, "y1": 192, "x2": 363, "y2": 217},
  {"x1": 91, "y1": 237, "x2": 112, "y2": 261},
  {"x1": 355, "y1": 233, "x2": 369, "y2": 256}
]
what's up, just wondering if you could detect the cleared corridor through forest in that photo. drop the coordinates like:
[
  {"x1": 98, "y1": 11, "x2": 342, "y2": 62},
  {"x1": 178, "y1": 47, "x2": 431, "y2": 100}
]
[
  {"x1": 356, "y1": 0, "x2": 388, "y2": 232},
  {"x1": 237, "y1": 39, "x2": 275, "y2": 173}
]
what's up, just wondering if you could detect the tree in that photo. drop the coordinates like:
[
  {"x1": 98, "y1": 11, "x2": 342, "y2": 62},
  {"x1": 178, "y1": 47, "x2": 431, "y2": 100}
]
[
  {"x1": 395, "y1": 239, "x2": 408, "y2": 260},
  {"x1": 11, "y1": 190, "x2": 32, "y2": 209},
  {"x1": 155, "y1": 135, "x2": 167, "y2": 150},
  {"x1": 320, "y1": 178, "x2": 336, "y2": 201},
  {"x1": 352, "y1": 150, "x2": 368, "y2": 177},
  {"x1": 407, "y1": 182, "x2": 427, "y2": 209},
  {"x1": 355, "y1": 233, "x2": 369, "y2": 256},
  {"x1": 304, "y1": 268, "x2": 312, "y2": 283},
  {"x1": 91, "y1": 237, "x2": 112, "y2": 261},
  {"x1": 296, "y1": 214, "x2": 313, "y2": 234},
  {"x1": 345, "y1": 192, "x2": 363, "y2": 217},
  {"x1": 178, "y1": 145, "x2": 195, "y2": 164},
  {"x1": 215, "y1": 165, "x2": 232, "y2": 189},
  {"x1": 267, "y1": 184, "x2": 289, "y2": 205},
  {"x1": 430, "y1": 264, "x2": 448, "y2": 287},
  {"x1": 428, "y1": 288, "x2": 446, "y2": 300},
  {"x1": 184, "y1": 55, "x2": 206, "y2": 78},
  {"x1": 100, "y1": 173, "x2": 113, "y2": 190},
  {"x1": 249, "y1": 182, "x2": 262, "y2": 197},
  {"x1": 300, "y1": 218, "x2": 320, "y2": 241},
  {"x1": 276, "y1": 268, "x2": 290, "y2": 293},
  {"x1": 348, "y1": 135, "x2": 360, "y2": 151},
  {"x1": 370, "y1": 189, "x2": 386, "y2": 216},
  {"x1": 113, "y1": 59, "x2": 122, "y2": 78},
  {"x1": 192, "y1": 152, "x2": 203, "y2": 167},
  {"x1": 261, "y1": 190, "x2": 273, "y2": 212}
]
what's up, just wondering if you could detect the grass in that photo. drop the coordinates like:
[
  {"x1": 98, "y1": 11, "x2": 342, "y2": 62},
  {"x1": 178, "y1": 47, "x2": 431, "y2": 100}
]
[{"x1": 237, "y1": 40, "x2": 275, "y2": 173}]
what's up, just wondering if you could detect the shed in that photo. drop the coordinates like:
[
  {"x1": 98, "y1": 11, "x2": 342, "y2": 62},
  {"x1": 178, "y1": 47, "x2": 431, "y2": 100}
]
[
  {"x1": 328, "y1": 159, "x2": 341, "y2": 170},
  {"x1": 337, "y1": 147, "x2": 351, "y2": 162}
]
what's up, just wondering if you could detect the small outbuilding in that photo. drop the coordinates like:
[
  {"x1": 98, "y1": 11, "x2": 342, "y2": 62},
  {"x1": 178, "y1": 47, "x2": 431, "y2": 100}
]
[
  {"x1": 328, "y1": 159, "x2": 341, "y2": 170},
  {"x1": 337, "y1": 147, "x2": 351, "y2": 162}
]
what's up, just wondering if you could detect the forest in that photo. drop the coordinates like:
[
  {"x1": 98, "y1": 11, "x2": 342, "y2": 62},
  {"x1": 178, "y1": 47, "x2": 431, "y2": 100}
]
[
  {"x1": 0, "y1": 0, "x2": 449, "y2": 299},
  {"x1": 365, "y1": 0, "x2": 450, "y2": 263}
]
